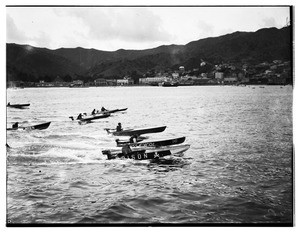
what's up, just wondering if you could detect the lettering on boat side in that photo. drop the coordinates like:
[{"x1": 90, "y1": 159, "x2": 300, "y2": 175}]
[
  {"x1": 132, "y1": 142, "x2": 155, "y2": 147},
  {"x1": 144, "y1": 143, "x2": 155, "y2": 147},
  {"x1": 119, "y1": 151, "x2": 163, "y2": 160}
]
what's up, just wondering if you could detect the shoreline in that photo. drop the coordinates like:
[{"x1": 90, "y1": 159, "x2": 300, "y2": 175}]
[{"x1": 6, "y1": 84, "x2": 291, "y2": 89}]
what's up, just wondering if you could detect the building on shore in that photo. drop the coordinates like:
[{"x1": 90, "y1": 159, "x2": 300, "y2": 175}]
[
  {"x1": 69, "y1": 80, "x2": 84, "y2": 87},
  {"x1": 224, "y1": 77, "x2": 238, "y2": 85},
  {"x1": 94, "y1": 78, "x2": 107, "y2": 86},
  {"x1": 139, "y1": 76, "x2": 166, "y2": 85},
  {"x1": 215, "y1": 72, "x2": 224, "y2": 79},
  {"x1": 116, "y1": 78, "x2": 134, "y2": 86}
]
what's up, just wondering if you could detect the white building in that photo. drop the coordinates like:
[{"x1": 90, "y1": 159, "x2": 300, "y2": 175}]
[
  {"x1": 139, "y1": 77, "x2": 166, "y2": 84},
  {"x1": 117, "y1": 79, "x2": 134, "y2": 85},
  {"x1": 215, "y1": 72, "x2": 224, "y2": 79},
  {"x1": 224, "y1": 77, "x2": 238, "y2": 84},
  {"x1": 172, "y1": 72, "x2": 180, "y2": 78},
  {"x1": 179, "y1": 66, "x2": 185, "y2": 71}
]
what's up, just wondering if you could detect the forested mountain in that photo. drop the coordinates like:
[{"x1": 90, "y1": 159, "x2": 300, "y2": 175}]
[{"x1": 6, "y1": 26, "x2": 291, "y2": 82}]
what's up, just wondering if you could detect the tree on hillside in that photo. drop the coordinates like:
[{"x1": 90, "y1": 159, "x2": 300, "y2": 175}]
[{"x1": 62, "y1": 74, "x2": 73, "y2": 82}]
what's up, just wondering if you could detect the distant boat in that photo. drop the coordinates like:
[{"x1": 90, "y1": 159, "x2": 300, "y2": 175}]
[
  {"x1": 148, "y1": 82, "x2": 159, "y2": 86},
  {"x1": 7, "y1": 122, "x2": 51, "y2": 131},
  {"x1": 102, "y1": 108, "x2": 128, "y2": 114},
  {"x1": 159, "y1": 81, "x2": 179, "y2": 87},
  {"x1": 7, "y1": 103, "x2": 30, "y2": 109}
]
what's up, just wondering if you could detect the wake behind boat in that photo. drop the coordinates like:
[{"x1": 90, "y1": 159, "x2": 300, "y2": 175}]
[
  {"x1": 7, "y1": 122, "x2": 51, "y2": 131},
  {"x1": 105, "y1": 126, "x2": 167, "y2": 136}
]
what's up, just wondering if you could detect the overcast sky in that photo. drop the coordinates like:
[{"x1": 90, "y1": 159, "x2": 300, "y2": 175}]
[{"x1": 6, "y1": 6, "x2": 290, "y2": 51}]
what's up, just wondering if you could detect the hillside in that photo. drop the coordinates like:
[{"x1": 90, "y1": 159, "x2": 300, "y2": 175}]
[{"x1": 6, "y1": 26, "x2": 291, "y2": 82}]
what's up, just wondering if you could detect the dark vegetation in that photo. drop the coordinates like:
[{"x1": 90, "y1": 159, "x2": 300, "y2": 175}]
[{"x1": 6, "y1": 26, "x2": 291, "y2": 83}]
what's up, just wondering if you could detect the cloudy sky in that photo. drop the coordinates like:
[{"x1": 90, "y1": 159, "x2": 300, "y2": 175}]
[{"x1": 6, "y1": 6, "x2": 290, "y2": 51}]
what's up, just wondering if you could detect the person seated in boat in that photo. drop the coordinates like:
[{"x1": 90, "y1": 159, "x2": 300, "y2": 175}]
[
  {"x1": 7, "y1": 102, "x2": 10, "y2": 106},
  {"x1": 101, "y1": 106, "x2": 107, "y2": 112},
  {"x1": 76, "y1": 113, "x2": 83, "y2": 120},
  {"x1": 12, "y1": 122, "x2": 18, "y2": 129},
  {"x1": 129, "y1": 135, "x2": 138, "y2": 143},
  {"x1": 116, "y1": 122, "x2": 123, "y2": 132},
  {"x1": 122, "y1": 144, "x2": 132, "y2": 156},
  {"x1": 91, "y1": 109, "x2": 96, "y2": 115}
]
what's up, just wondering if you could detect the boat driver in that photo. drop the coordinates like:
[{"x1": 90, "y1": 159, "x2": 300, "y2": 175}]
[
  {"x1": 122, "y1": 144, "x2": 132, "y2": 156},
  {"x1": 116, "y1": 122, "x2": 123, "y2": 131},
  {"x1": 12, "y1": 122, "x2": 18, "y2": 129}
]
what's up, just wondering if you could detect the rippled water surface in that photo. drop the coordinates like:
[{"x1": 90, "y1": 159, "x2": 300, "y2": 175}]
[{"x1": 6, "y1": 86, "x2": 293, "y2": 225}]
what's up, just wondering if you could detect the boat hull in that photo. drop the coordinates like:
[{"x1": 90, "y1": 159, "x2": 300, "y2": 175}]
[
  {"x1": 116, "y1": 136, "x2": 186, "y2": 147},
  {"x1": 7, "y1": 122, "x2": 51, "y2": 131},
  {"x1": 7, "y1": 103, "x2": 30, "y2": 109},
  {"x1": 102, "y1": 144, "x2": 190, "y2": 160},
  {"x1": 80, "y1": 113, "x2": 110, "y2": 122},
  {"x1": 105, "y1": 108, "x2": 128, "y2": 114},
  {"x1": 107, "y1": 126, "x2": 166, "y2": 136}
]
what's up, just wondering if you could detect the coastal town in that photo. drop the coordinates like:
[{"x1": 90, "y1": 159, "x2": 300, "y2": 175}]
[{"x1": 7, "y1": 59, "x2": 292, "y2": 88}]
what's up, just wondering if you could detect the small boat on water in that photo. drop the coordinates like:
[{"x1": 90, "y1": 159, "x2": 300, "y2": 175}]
[
  {"x1": 69, "y1": 108, "x2": 127, "y2": 121},
  {"x1": 7, "y1": 122, "x2": 51, "y2": 131},
  {"x1": 7, "y1": 103, "x2": 30, "y2": 109},
  {"x1": 116, "y1": 136, "x2": 186, "y2": 147},
  {"x1": 102, "y1": 144, "x2": 190, "y2": 160},
  {"x1": 105, "y1": 126, "x2": 167, "y2": 136},
  {"x1": 70, "y1": 113, "x2": 111, "y2": 122},
  {"x1": 79, "y1": 113, "x2": 111, "y2": 122},
  {"x1": 103, "y1": 108, "x2": 128, "y2": 114},
  {"x1": 159, "y1": 81, "x2": 179, "y2": 87}
]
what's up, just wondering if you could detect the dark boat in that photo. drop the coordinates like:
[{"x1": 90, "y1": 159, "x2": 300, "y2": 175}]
[
  {"x1": 69, "y1": 108, "x2": 125, "y2": 121},
  {"x1": 104, "y1": 108, "x2": 128, "y2": 114},
  {"x1": 116, "y1": 136, "x2": 186, "y2": 147},
  {"x1": 7, "y1": 122, "x2": 51, "y2": 131},
  {"x1": 105, "y1": 126, "x2": 167, "y2": 136},
  {"x1": 102, "y1": 144, "x2": 190, "y2": 160},
  {"x1": 79, "y1": 113, "x2": 110, "y2": 122},
  {"x1": 7, "y1": 103, "x2": 30, "y2": 109},
  {"x1": 160, "y1": 81, "x2": 179, "y2": 87}
]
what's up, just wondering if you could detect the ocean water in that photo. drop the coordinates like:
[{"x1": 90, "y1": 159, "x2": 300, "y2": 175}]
[{"x1": 6, "y1": 85, "x2": 293, "y2": 225}]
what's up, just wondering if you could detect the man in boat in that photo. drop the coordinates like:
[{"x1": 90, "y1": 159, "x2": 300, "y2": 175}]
[
  {"x1": 76, "y1": 113, "x2": 83, "y2": 120},
  {"x1": 122, "y1": 144, "x2": 132, "y2": 157},
  {"x1": 129, "y1": 135, "x2": 138, "y2": 143},
  {"x1": 12, "y1": 122, "x2": 18, "y2": 129},
  {"x1": 91, "y1": 109, "x2": 96, "y2": 115},
  {"x1": 7, "y1": 102, "x2": 10, "y2": 106},
  {"x1": 101, "y1": 106, "x2": 107, "y2": 112},
  {"x1": 116, "y1": 122, "x2": 123, "y2": 132}
]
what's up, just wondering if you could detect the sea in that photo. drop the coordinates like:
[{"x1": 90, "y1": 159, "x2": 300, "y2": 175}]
[{"x1": 5, "y1": 85, "x2": 293, "y2": 225}]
